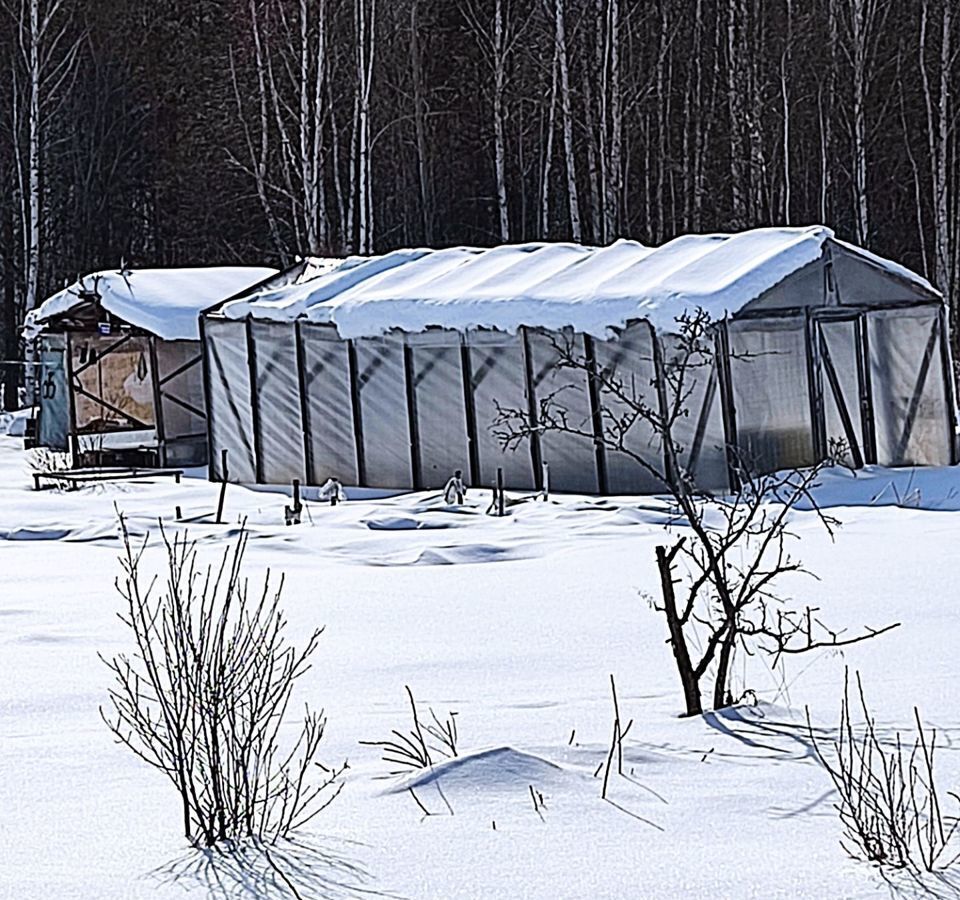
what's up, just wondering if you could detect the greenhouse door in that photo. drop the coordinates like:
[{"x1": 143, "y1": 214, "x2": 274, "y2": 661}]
[{"x1": 811, "y1": 314, "x2": 874, "y2": 469}]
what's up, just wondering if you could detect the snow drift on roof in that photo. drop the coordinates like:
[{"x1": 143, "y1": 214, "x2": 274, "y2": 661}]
[
  {"x1": 219, "y1": 250, "x2": 431, "y2": 322},
  {"x1": 207, "y1": 226, "x2": 939, "y2": 339},
  {"x1": 29, "y1": 266, "x2": 278, "y2": 341}
]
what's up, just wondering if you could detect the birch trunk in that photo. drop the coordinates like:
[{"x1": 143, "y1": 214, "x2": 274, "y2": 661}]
[
  {"x1": 554, "y1": 0, "x2": 581, "y2": 242},
  {"x1": 493, "y1": 0, "x2": 510, "y2": 242},
  {"x1": 26, "y1": 0, "x2": 40, "y2": 312}
]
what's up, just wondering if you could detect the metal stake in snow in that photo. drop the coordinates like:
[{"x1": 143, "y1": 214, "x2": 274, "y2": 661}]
[
  {"x1": 215, "y1": 449, "x2": 228, "y2": 524},
  {"x1": 284, "y1": 478, "x2": 302, "y2": 526},
  {"x1": 541, "y1": 461, "x2": 550, "y2": 501},
  {"x1": 497, "y1": 467, "x2": 505, "y2": 517},
  {"x1": 443, "y1": 469, "x2": 466, "y2": 505}
]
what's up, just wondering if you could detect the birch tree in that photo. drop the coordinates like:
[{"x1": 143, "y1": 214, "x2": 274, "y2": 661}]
[
  {"x1": 5, "y1": 0, "x2": 81, "y2": 312},
  {"x1": 918, "y1": 0, "x2": 955, "y2": 303},
  {"x1": 838, "y1": 0, "x2": 891, "y2": 246},
  {"x1": 459, "y1": 0, "x2": 523, "y2": 242},
  {"x1": 229, "y1": 0, "x2": 332, "y2": 261},
  {"x1": 553, "y1": 0, "x2": 581, "y2": 241}
]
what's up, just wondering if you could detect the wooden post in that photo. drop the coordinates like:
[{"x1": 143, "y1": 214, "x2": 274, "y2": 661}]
[
  {"x1": 175, "y1": 505, "x2": 182, "y2": 520},
  {"x1": 497, "y1": 467, "x2": 505, "y2": 517},
  {"x1": 292, "y1": 478, "x2": 301, "y2": 512},
  {"x1": 541, "y1": 461, "x2": 549, "y2": 501},
  {"x1": 215, "y1": 449, "x2": 228, "y2": 524}
]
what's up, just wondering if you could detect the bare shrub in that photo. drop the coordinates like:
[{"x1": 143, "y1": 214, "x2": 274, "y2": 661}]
[
  {"x1": 360, "y1": 685, "x2": 459, "y2": 775},
  {"x1": 810, "y1": 672, "x2": 960, "y2": 874},
  {"x1": 26, "y1": 446, "x2": 75, "y2": 490},
  {"x1": 101, "y1": 517, "x2": 345, "y2": 847}
]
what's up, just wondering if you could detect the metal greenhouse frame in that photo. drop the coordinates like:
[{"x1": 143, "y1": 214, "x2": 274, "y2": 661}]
[{"x1": 200, "y1": 232, "x2": 958, "y2": 494}]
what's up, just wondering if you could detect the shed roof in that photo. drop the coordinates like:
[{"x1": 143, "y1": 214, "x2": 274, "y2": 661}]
[{"x1": 28, "y1": 265, "x2": 278, "y2": 341}]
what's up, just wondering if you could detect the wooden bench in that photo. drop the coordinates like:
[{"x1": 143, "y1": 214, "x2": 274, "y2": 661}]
[{"x1": 32, "y1": 467, "x2": 183, "y2": 491}]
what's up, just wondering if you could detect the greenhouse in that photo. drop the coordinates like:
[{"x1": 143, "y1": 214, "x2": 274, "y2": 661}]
[{"x1": 201, "y1": 226, "x2": 957, "y2": 494}]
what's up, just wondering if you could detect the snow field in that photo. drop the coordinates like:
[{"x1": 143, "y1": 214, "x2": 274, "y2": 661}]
[{"x1": 1, "y1": 436, "x2": 959, "y2": 898}]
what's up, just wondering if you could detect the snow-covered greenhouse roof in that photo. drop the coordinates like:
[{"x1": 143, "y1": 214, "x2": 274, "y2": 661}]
[
  {"x1": 28, "y1": 265, "x2": 278, "y2": 341},
  {"x1": 214, "y1": 226, "x2": 939, "y2": 339}
]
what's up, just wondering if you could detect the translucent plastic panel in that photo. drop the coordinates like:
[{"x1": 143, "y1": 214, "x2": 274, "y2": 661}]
[
  {"x1": 204, "y1": 318, "x2": 256, "y2": 482},
  {"x1": 868, "y1": 308, "x2": 952, "y2": 467},
  {"x1": 300, "y1": 325, "x2": 358, "y2": 485},
  {"x1": 817, "y1": 319, "x2": 864, "y2": 467},
  {"x1": 251, "y1": 322, "x2": 305, "y2": 484},
  {"x1": 527, "y1": 329, "x2": 599, "y2": 494},
  {"x1": 70, "y1": 333, "x2": 155, "y2": 433},
  {"x1": 467, "y1": 330, "x2": 536, "y2": 491},
  {"x1": 661, "y1": 333, "x2": 729, "y2": 493},
  {"x1": 354, "y1": 336, "x2": 411, "y2": 487},
  {"x1": 592, "y1": 323, "x2": 665, "y2": 494},
  {"x1": 154, "y1": 340, "x2": 206, "y2": 466},
  {"x1": 409, "y1": 332, "x2": 470, "y2": 489},
  {"x1": 37, "y1": 334, "x2": 69, "y2": 450},
  {"x1": 728, "y1": 318, "x2": 815, "y2": 474}
]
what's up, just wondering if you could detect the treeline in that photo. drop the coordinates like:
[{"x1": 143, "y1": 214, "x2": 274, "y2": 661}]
[{"x1": 0, "y1": 0, "x2": 958, "y2": 400}]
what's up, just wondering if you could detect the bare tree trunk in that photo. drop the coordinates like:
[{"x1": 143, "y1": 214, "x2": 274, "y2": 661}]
[
  {"x1": 919, "y1": 0, "x2": 952, "y2": 297},
  {"x1": 26, "y1": 0, "x2": 40, "y2": 312},
  {"x1": 656, "y1": 544, "x2": 703, "y2": 717},
  {"x1": 554, "y1": 0, "x2": 581, "y2": 242},
  {"x1": 540, "y1": 40, "x2": 558, "y2": 237},
  {"x1": 355, "y1": 0, "x2": 376, "y2": 255},
  {"x1": 819, "y1": 0, "x2": 837, "y2": 223},
  {"x1": 844, "y1": 0, "x2": 889, "y2": 246},
  {"x1": 492, "y1": 0, "x2": 510, "y2": 242},
  {"x1": 582, "y1": 69, "x2": 602, "y2": 242},
  {"x1": 851, "y1": 0, "x2": 869, "y2": 244},
  {"x1": 780, "y1": 0, "x2": 792, "y2": 222},
  {"x1": 410, "y1": 0, "x2": 433, "y2": 244},
  {"x1": 603, "y1": 0, "x2": 622, "y2": 241},
  {"x1": 726, "y1": 0, "x2": 747, "y2": 229}
]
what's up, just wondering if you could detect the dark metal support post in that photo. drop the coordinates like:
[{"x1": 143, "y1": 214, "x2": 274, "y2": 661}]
[
  {"x1": 650, "y1": 327, "x2": 677, "y2": 488},
  {"x1": 244, "y1": 318, "x2": 264, "y2": 484},
  {"x1": 198, "y1": 314, "x2": 218, "y2": 478},
  {"x1": 937, "y1": 305, "x2": 958, "y2": 465},
  {"x1": 215, "y1": 449, "x2": 229, "y2": 524},
  {"x1": 714, "y1": 320, "x2": 741, "y2": 491},
  {"x1": 804, "y1": 309, "x2": 826, "y2": 462},
  {"x1": 856, "y1": 314, "x2": 878, "y2": 465},
  {"x1": 148, "y1": 336, "x2": 166, "y2": 467},
  {"x1": 520, "y1": 327, "x2": 544, "y2": 490},
  {"x1": 459, "y1": 339, "x2": 481, "y2": 486},
  {"x1": 583, "y1": 334, "x2": 608, "y2": 495},
  {"x1": 65, "y1": 332, "x2": 79, "y2": 468},
  {"x1": 347, "y1": 340, "x2": 366, "y2": 486},
  {"x1": 294, "y1": 321, "x2": 314, "y2": 484},
  {"x1": 403, "y1": 341, "x2": 422, "y2": 489}
]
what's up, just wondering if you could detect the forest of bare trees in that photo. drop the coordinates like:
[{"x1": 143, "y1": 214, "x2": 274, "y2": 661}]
[{"x1": 0, "y1": 0, "x2": 958, "y2": 405}]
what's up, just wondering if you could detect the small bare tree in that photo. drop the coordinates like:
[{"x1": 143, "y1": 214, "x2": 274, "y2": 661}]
[
  {"x1": 102, "y1": 517, "x2": 345, "y2": 847},
  {"x1": 494, "y1": 313, "x2": 897, "y2": 716}
]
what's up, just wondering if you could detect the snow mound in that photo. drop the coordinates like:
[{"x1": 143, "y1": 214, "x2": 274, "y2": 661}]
[
  {"x1": 392, "y1": 747, "x2": 565, "y2": 794},
  {"x1": 361, "y1": 515, "x2": 455, "y2": 531},
  {"x1": 369, "y1": 543, "x2": 524, "y2": 566}
]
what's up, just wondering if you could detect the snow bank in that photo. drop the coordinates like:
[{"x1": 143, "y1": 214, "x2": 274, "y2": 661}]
[
  {"x1": 0, "y1": 407, "x2": 32, "y2": 436},
  {"x1": 29, "y1": 266, "x2": 277, "y2": 341}
]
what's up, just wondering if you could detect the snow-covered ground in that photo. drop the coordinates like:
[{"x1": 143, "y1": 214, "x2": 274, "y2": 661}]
[{"x1": 1, "y1": 435, "x2": 959, "y2": 899}]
